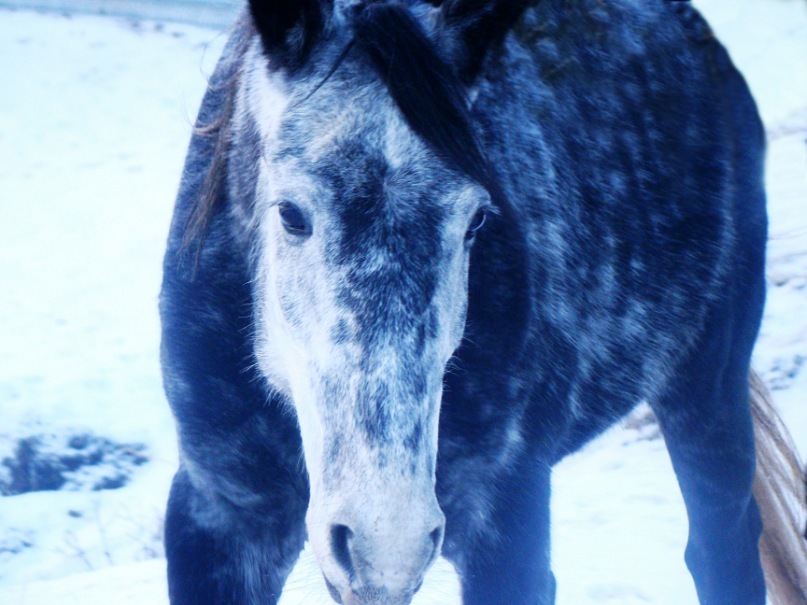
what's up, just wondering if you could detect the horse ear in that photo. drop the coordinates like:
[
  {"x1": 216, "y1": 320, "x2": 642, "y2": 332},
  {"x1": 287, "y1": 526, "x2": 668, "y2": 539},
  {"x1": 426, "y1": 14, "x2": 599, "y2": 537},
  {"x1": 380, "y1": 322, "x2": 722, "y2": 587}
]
[
  {"x1": 438, "y1": 0, "x2": 532, "y2": 84},
  {"x1": 248, "y1": 0, "x2": 332, "y2": 68}
]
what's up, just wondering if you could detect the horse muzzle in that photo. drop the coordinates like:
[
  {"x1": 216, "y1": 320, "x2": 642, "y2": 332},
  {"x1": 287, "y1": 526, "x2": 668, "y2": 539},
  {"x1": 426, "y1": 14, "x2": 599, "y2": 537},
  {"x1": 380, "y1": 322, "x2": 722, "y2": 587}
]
[{"x1": 314, "y1": 496, "x2": 445, "y2": 605}]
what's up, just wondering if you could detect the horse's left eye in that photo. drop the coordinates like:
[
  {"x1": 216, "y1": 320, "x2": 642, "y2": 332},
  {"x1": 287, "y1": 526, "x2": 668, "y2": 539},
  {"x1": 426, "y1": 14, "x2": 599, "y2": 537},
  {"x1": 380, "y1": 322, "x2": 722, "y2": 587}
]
[
  {"x1": 278, "y1": 201, "x2": 312, "y2": 236},
  {"x1": 465, "y1": 209, "x2": 487, "y2": 242}
]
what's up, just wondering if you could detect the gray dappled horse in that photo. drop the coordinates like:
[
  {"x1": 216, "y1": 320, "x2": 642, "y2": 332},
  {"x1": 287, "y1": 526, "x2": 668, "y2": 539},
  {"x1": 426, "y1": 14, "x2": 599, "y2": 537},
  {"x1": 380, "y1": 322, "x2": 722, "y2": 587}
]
[{"x1": 160, "y1": 1, "x2": 807, "y2": 604}]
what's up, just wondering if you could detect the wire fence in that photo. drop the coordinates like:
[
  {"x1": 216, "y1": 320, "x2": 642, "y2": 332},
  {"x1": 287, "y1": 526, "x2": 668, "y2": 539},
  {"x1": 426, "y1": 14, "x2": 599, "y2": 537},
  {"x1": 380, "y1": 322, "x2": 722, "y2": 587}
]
[{"x1": 0, "y1": 0, "x2": 242, "y2": 27}]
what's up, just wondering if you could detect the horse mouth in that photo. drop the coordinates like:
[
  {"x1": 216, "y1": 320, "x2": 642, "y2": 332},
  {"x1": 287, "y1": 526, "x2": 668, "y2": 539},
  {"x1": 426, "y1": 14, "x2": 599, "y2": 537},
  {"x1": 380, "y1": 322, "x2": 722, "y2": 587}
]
[{"x1": 324, "y1": 577, "x2": 419, "y2": 605}]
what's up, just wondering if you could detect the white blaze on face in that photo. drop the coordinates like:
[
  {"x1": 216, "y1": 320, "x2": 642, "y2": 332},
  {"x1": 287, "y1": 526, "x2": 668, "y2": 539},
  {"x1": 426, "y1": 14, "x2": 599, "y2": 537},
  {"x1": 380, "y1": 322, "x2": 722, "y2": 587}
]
[
  {"x1": 240, "y1": 43, "x2": 332, "y2": 506},
  {"x1": 241, "y1": 40, "x2": 291, "y2": 145},
  {"x1": 252, "y1": 191, "x2": 350, "y2": 504}
]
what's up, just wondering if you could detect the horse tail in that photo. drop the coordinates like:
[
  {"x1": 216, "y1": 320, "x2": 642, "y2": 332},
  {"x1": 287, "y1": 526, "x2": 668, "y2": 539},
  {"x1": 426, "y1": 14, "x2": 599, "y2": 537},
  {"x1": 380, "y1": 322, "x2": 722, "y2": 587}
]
[{"x1": 749, "y1": 371, "x2": 807, "y2": 604}]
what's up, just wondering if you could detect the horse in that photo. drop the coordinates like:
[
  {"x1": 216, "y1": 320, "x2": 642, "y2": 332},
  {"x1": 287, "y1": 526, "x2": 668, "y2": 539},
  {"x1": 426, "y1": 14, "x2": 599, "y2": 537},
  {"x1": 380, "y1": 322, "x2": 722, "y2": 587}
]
[{"x1": 159, "y1": 1, "x2": 807, "y2": 603}]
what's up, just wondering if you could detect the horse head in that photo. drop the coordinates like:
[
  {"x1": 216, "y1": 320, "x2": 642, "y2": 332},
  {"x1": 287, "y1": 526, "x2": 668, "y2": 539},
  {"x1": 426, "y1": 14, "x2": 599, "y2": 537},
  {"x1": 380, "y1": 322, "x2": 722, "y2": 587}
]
[{"x1": 237, "y1": 1, "x2": 526, "y2": 602}]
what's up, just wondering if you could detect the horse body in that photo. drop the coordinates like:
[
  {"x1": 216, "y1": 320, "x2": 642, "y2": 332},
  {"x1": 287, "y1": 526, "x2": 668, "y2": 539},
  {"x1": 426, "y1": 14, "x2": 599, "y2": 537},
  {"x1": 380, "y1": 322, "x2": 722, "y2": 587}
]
[
  {"x1": 160, "y1": 1, "x2": 796, "y2": 604},
  {"x1": 432, "y1": 3, "x2": 768, "y2": 598}
]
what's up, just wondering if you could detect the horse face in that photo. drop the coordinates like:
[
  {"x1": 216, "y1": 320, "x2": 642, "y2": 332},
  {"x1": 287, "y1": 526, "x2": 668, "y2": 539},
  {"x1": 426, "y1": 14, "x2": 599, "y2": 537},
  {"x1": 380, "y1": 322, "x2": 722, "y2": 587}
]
[{"x1": 240, "y1": 41, "x2": 490, "y2": 603}]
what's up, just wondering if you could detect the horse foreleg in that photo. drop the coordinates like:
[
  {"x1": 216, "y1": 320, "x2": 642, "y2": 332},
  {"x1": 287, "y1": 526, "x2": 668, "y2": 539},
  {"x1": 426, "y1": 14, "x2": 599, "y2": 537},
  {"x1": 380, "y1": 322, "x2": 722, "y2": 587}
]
[
  {"x1": 446, "y1": 456, "x2": 555, "y2": 605},
  {"x1": 651, "y1": 303, "x2": 766, "y2": 604},
  {"x1": 165, "y1": 469, "x2": 306, "y2": 605}
]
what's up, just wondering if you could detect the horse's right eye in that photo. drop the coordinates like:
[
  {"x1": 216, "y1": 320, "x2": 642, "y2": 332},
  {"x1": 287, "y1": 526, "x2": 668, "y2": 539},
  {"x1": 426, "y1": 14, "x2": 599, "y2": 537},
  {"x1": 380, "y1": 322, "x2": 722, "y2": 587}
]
[
  {"x1": 278, "y1": 201, "x2": 312, "y2": 236},
  {"x1": 465, "y1": 208, "x2": 487, "y2": 242}
]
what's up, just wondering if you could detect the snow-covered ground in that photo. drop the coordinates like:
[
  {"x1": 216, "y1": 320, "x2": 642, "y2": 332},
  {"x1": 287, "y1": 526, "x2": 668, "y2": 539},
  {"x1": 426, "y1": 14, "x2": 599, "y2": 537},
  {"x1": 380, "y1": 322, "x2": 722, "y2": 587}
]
[{"x1": 0, "y1": 1, "x2": 805, "y2": 604}]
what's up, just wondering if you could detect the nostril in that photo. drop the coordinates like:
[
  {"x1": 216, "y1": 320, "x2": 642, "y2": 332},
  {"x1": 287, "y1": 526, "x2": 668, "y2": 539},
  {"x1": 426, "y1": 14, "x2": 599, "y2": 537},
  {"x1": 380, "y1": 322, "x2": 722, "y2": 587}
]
[
  {"x1": 330, "y1": 524, "x2": 355, "y2": 578},
  {"x1": 428, "y1": 525, "x2": 444, "y2": 561},
  {"x1": 325, "y1": 578, "x2": 344, "y2": 604}
]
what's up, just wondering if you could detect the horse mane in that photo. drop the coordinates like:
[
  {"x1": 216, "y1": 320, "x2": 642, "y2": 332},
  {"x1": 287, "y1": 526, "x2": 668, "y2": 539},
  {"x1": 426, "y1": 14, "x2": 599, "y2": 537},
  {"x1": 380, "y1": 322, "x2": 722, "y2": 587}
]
[
  {"x1": 181, "y1": 14, "x2": 252, "y2": 252},
  {"x1": 182, "y1": 94, "x2": 236, "y2": 253}
]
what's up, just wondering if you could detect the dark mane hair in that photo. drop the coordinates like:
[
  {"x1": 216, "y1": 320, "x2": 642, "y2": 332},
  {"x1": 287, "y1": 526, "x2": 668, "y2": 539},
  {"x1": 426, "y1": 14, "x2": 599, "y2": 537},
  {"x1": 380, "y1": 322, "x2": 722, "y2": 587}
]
[
  {"x1": 182, "y1": 15, "x2": 251, "y2": 252},
  {"x1": 351, "y1": 2, "x2": 497, "y2": 196}
]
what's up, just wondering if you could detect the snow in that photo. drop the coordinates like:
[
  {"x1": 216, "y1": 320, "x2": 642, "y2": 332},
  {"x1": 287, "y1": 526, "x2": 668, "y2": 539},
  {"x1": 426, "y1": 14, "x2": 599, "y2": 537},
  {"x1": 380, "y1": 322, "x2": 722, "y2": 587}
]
[{"x1": 0, "y1": 1, "x2": 805, "y2": 603}]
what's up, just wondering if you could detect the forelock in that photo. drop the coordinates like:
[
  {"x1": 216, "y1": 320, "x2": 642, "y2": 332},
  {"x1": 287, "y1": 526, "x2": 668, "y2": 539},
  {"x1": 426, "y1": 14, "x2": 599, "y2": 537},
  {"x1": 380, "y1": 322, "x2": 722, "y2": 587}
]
[{"x1": 349, "y1": 2, "x2": 496, "y2": 194}]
